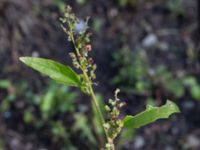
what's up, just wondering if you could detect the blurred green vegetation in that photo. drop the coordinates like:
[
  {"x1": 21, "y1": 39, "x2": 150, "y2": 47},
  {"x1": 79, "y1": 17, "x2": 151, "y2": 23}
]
[
  {"x1": 0, "y1": 79, "x2": 137, "y2": 149},
  {"x1": 52, "y1": 0, "x2": 88, "y2": 12},
  {"x1": 112, "y1": 47, "x2": 200, "y2": 101},
  {"x1": 0, "y1": 80, "x2": 98, "y2": 149}
]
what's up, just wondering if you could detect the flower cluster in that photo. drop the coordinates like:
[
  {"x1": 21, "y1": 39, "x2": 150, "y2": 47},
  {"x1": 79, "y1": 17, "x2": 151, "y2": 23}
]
[
  {"x1": 104, "y1": 89, "x2": 126, "y2": 150},
  {"x1": 60, "y1": 6, "x2": 97, "y2": 93}
]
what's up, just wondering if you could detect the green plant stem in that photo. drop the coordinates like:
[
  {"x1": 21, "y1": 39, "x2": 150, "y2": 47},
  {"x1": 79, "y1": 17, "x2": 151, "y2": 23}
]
[
  {"x1": 84, "y1": 72, "x2": 115, "y2": 150},
  {"x1": 69, "y1": 27, "x2": 115, "y2": 149},
  {"x1": 83, "y1": 70, "x2": 109, "y2": 140},
  {"x1": 71, "y1": 40, "x2": 108, "y2": 141}
]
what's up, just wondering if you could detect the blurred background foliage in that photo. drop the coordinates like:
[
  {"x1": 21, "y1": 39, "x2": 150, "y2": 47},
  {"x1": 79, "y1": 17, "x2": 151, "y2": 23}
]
[{"x1": 0, "y1": 0, "x2": 199, "y2": 149}]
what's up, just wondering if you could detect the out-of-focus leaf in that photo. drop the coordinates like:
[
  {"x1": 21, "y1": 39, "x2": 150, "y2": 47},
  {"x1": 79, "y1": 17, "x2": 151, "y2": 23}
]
[
  {"x1": 61, "y1": 145, "x2": 77, "y2": 150},
  {"x1": 20, "y1": 57, "x2": 82, "y2": 87},
  {"x1": 40, "y1": 86, "x2": 55, "y2": 119},
  {"x1": 23, "y1": 111, "x2": 33, "y2": 124},
  {"x1": 51, "y1": 121, "x2": 67, "y2": 138},
  {"x1": 73, "y1": 113, "x2": 96, "y2": 145},
  {"x1": 0, "y1": 80, "x2": 11, "y2": 89},
  {"x1": 183, "y1": 76, "x2": 197, "y2": 87},
  {"x1": 190, "y1": 85, "x2": 200, "y2": 101},
  {"x1": 76, "y1": 0, "x2": 86, "y2": 5},
  {"x1": 57, "y1": 85, "x2": 77, "y2": 113},
  {"x1": 118, "y1": 128, "x2": 135, "y2": 147},
  {"x1": 92, "y1": 18, "x2": 103, "y2": 32},
  {"x1": 165, "y1": 80, "x2": 184, "y2": 98},
  {"x1": 167, "y1": 0, "x2": 184, "y2": 15},
  {"x1": 146, "y1": 97, "x2": 156, "y2": 106},
  {"x1": 123, "y1": 100, "x2": 180, "y2": 129},
  {"x1": 52, "y1": 0, "x2": 65, "y2": 12},
  {"x1": 118, "y1": 0, "x2": 138, "y2": 7}
]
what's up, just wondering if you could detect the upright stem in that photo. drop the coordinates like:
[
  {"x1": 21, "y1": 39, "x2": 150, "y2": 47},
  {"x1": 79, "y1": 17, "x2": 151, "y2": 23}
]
[
  {"x1": 83, "y1": 71, "x2": 109, "y2": 141},
  {"x1": 85, "y1": 72, "x2": 115, "y2": 150},
  {"x1": 69, "y1": 26, "x2": 115, "y2": 149},
  {"x1": 69, "y1": 32, "x2": 110, "y2": 143},
  {"x1": 83, "y1": 71, "x2": 116, "y2": 150}
]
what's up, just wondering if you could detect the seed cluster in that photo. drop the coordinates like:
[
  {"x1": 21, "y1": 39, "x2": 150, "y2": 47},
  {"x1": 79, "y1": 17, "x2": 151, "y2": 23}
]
[
  {"x1": 104, "y1": 89, "x2": 125, "y2": 149},
  {"x1": 60, "y1": 6, "x2": 97, "y2": 94}
]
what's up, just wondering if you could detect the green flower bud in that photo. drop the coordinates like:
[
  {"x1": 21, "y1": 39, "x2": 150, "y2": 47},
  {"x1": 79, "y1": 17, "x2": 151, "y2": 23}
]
[{"x1": 105, "y1": 105, "x2": 111, "y2": 112}]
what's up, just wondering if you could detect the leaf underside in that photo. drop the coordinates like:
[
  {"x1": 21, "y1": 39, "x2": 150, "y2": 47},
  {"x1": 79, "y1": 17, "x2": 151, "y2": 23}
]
[
  {"x1": 123, "y1": 100, "x2": 180, "y2": 129},
  {"x1": 20, "y1": 57, "x2": 82, "y2": 87}
]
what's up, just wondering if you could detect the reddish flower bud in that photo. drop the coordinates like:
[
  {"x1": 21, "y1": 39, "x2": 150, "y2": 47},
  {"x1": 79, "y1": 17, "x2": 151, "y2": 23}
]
[
  {"x1": 88, "y1": 58, "x2": 94, "y2": 64},
  {"x1": 84, "y1": 44, "x2": 92, "y2": 52}
]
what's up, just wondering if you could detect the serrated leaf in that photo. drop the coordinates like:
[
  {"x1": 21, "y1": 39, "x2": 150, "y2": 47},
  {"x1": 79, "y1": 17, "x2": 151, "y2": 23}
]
[
  {"x1": 20, "y1": 57, "x2": 82, "y2": 87},
  {"x1": 123, "y1": 100, "x2": 180, "y2": 129}
]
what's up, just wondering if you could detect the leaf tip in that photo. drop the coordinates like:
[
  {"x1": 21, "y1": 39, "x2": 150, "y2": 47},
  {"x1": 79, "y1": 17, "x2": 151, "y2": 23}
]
[
  {"x1": 19, "y1": 57, "x2": 27, "y2": 63},
  {"x1": 166, "y1": 99, "x2": 181, "y2": 113}
]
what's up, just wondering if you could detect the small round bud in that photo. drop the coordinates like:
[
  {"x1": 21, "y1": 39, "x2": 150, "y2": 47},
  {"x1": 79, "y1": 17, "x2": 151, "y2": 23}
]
[
  {"x1": 73, "y1": 61, "x2": 79, "y2": 69},
  {"x1": 91, "y1": 73, "x2": 96, "y2": 80},
  {"x1": 69, "y1": 52, "x2": 76, "y2": 58},
  {"x1": 109, "y1": 99, "x2": 114, "y2": 104},
  {"x1": 65, "y1": 5, "x2": 72, "y2": 13},
  {"x1": 103, "y1": 123, "x2": 110, "y2": 130},
  {"x1": 88, "y1": 58, "x2": 94, "y2": 64},
  {"x1": 92, "y1": 64, "x2": 97, "y2": 70},
  {"x1": 84, "y1": 44, "x2": 92, "y2": 52},
  {"x1": 119, "y1": 102, "x2": 126, "y2": 108},
  {"x1": 105, "y1": 105, "x2": 111, "y2": 112},
  {"x1": 105, "y1": 143, "x2": 112, "y2": 149}
]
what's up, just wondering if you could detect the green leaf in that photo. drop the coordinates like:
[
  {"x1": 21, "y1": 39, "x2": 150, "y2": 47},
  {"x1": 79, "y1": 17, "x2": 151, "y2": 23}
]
[
  {"x1": 123, "y1": 100, "x2": 180, "y2": 129},
  {"x1": 73, "y1": 113, "x2": 97, "y2": 145},
  {"x1": 40, "y1": 86, "x2": 55, "y2": 119},
  {"x1": 190, "y1": 85, "x2": 200, "y2": 100},
  {"x1": 19, "y1": 57, "x2": 81, "y2": 87},
  {"x1": 165, "y1": 79, "x2": 184, "y2": 98},
  {"x1": 183, "y1": 76, "x2": 197, "y2": 87},
  {"x1": 51, "y1": 121, "x2": 67, "y2": 138},
  {"x1": 118, "y1": 128, "x2": 135, "y2": 147},
  {"x1": 23, "y1": 111, "x2": 33, "y2": 124},
  {"x1": 0, "y1": 80, "x2": 11, "y2": 89}
]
